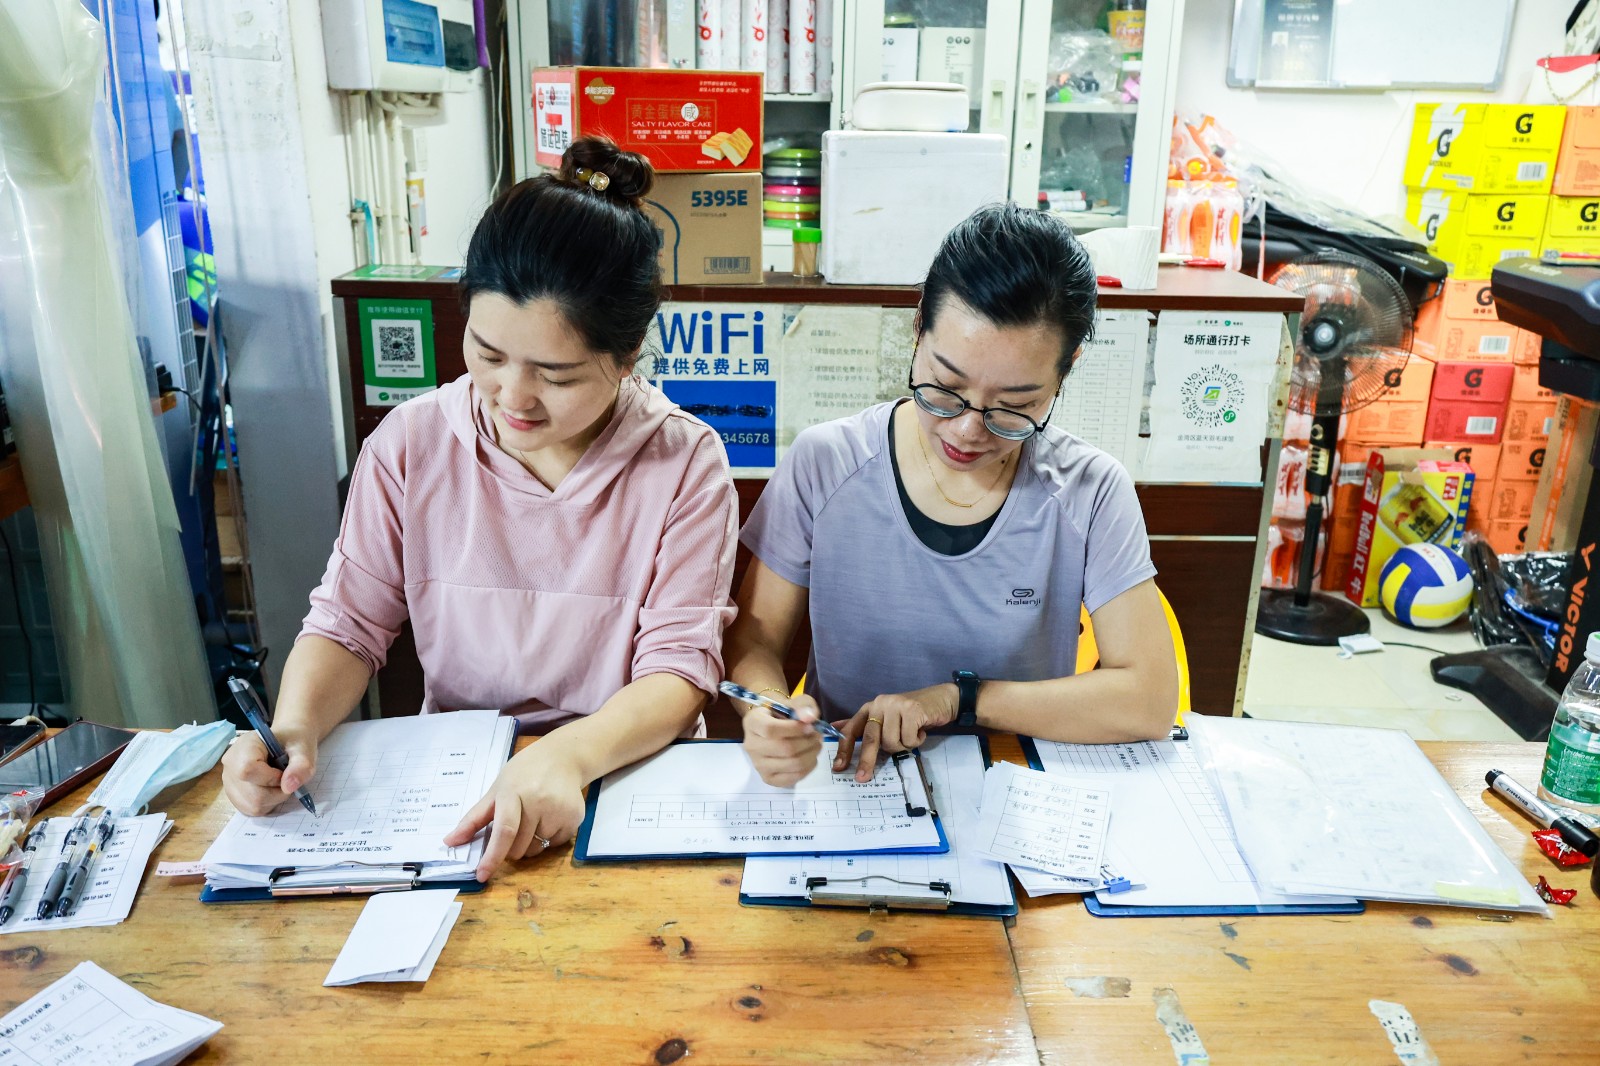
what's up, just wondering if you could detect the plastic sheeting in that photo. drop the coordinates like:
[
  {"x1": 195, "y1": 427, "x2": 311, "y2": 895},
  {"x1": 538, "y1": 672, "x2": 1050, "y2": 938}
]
[{"x1": 0, "y1": 0, "x2": 213, "y2": 727}]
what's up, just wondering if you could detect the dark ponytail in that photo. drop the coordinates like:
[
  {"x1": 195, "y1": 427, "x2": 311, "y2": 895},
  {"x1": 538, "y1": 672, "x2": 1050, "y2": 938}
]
[
  {"x1": 919, "y1": 203, "x2": 1097, "y2": 378},
  {"x1": 460, "y1": 136, "x2": 663, "y2": 370}
]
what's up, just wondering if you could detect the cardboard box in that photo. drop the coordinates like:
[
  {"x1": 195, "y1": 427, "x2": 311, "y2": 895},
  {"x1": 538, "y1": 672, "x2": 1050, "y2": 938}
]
[
  {"x1": 1499, "y1": 437, "x2": 1548, "y2": 483},
  {"x1": 1424, "y1": 399, "x2": 1506, "y2": 444},
  {"x1": 1529, "y1": 396, "x2": 1599, "y2": 551},
  {"x1": 1346, "y1": 399, "x2": 1428, "y2": 446},
  {"x1": 1554, "y1": 105, "x2": 1600, "y2": 196},
  {"x1": 1403, "y1": 103, "x2": 1565, "y2": 193},
  {"x1": 1375, "y1": 356, "x2": 1434, "y2": 404},
  {"x1": 531, "y1": 67, "x2": 764, "y2": 173},
  {"x1": 1503, "y1": 400, "x2": 1556, "y2": 443},
  {"x1": 1346, "y1": 448, "x2": 1475, "y2": 606},
  {"x1": 1483, "y1": 518, "x2": 1529, "y2": 554},
  {"x1": 1483, "y1": 478, "x2": 1538, "y2": 520},
  {"x1": 1429, "y1": 360, "x2": 1515, "y2": 404},
  {"x1": 1404, "y1": 189, "x2": 1549, "y2": 268},
  {"x1": 1510, "y1": 362, "x2": 1554, "y2": 403},
  {"x1": 641, "y1": 172, "x2": 762, "y2": 284},
  {"x1": 1421, "y1": 440, "x2": 1501, "y2": 483},
  {"x1": 1466, "y1": 477, "x2": 1494, "y2": 530},
  {"x1": 1411, "y1": 279, "x2": 1536, "y2": 361}
]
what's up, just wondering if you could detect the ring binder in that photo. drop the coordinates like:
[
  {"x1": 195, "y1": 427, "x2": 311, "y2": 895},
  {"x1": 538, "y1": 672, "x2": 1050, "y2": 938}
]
[
  {"x1": 805, "y1": 874, "x2": 954, "y2": 912},
  {"x1": 265, "y1": 861, "x2": 427, "y2": 897}
]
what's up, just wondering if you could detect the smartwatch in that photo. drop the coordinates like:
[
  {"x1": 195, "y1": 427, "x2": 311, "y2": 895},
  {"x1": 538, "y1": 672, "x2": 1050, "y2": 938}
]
[{"x1": 952, "y1": 670, "x2": 981, "y2": 729}]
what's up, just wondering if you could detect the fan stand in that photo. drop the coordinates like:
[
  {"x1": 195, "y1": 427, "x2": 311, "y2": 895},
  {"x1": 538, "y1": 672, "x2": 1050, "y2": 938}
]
[{"x1": 1256, "y1": 322, "x2": 1374, "y2": 646}]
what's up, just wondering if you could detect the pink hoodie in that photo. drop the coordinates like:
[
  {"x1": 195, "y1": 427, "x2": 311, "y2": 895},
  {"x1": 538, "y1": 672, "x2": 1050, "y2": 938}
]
[{"x1": 300, "y1": 373, "x2": 738, "y2": 733}]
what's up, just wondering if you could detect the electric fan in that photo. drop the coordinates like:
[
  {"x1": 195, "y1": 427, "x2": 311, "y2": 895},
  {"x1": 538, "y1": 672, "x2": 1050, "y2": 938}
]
[{"x1": 1255, "y1": 251, "x2": 1414, "y2": 645}]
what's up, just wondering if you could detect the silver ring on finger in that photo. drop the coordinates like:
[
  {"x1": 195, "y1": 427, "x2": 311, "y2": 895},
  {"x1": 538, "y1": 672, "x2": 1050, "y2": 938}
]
[{"x1": 535, "y1": 834, "x2": 551, "y2": 850}]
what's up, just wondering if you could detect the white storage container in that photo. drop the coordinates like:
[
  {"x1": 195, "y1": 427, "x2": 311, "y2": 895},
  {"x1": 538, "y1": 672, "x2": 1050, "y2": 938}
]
[{"x1": 819, "y1": 130, "x2": 1009, "y2": 285}]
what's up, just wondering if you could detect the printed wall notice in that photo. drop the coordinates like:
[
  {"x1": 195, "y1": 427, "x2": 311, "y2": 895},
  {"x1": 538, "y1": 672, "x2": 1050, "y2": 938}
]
[
  {"x1": 645, "y1": 302, "x2": 784, "y2": 470},
  {"x1": 1144, "y1": 311, "x2": 1282, "y2": 483},
  {"x1": 1049, "y1": 310, "x2": 1149, "y2": 469},
  {"x1": 778, "y1": 305, "x2": 887, "y2": 449},
  {"x1": 358, "y1": 297, "x2": 437, "y2": 406}
]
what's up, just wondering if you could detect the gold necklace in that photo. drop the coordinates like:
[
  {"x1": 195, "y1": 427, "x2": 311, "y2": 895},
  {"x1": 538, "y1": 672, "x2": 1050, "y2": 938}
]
[{"x1": 914, "y1": 422, "x2": 1009, "y2": 509}]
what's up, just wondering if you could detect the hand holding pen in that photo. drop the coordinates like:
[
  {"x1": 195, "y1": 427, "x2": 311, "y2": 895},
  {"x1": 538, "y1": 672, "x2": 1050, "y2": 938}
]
[
  {"x1": 226, "y1": 678, "x2": 318, "y2": 816},
  {"x1": 721, "y1": 682, "x2": 844, "y2": 741}
]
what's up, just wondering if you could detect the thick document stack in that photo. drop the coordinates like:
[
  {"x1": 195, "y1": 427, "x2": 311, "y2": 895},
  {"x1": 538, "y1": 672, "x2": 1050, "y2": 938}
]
[{"x1": 200, "y1": 710, "x2": 516, "y2": 900}]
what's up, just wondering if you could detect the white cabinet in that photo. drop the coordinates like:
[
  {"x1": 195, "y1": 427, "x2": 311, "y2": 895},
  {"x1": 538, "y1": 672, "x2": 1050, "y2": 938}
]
[{"x1": 506, "y1": 0, "x2": 1183, "y2": 233}]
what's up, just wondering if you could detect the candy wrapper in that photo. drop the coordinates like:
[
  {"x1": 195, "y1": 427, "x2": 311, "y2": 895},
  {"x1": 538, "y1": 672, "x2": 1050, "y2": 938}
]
[
  {"x1": 1532, "y1": 828, "x2": 1594, "y2": 868},
  {"x1": 0, "y1": 789, "x2": 47, "y2": 871},
  {"x1": 1534, "y1": 875, "x2": 1578, "y2": 906}
]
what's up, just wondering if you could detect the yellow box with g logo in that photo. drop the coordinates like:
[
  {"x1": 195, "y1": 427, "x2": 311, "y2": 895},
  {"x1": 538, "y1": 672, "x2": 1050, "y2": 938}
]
[
  {"x1": 1404, "y1": 103, "x2": 1565, "y2": 193},
  {"x1": 1404, "y1": 189, "x2": 1548, "y2": 268},
  {"x1": 1543, "y1": 195, "x2": 1600, "y2": 246}
]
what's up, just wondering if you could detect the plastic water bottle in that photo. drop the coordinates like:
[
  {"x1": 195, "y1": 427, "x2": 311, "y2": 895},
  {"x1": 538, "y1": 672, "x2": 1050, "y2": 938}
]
[{"x1": 1539, "y1": 632, "x2": 1600, "y2": 815}]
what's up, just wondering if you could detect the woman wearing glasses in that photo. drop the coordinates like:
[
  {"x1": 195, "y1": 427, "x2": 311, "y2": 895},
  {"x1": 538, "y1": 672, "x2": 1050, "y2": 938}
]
[{"x1": 726, "y1": 203, "x2": 1178, "y2": 787}]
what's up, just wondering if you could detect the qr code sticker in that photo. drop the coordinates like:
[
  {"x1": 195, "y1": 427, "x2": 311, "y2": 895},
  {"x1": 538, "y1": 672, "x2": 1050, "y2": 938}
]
[{"x1": 371, "y1": 319, "x2": 424, "y2": 378}]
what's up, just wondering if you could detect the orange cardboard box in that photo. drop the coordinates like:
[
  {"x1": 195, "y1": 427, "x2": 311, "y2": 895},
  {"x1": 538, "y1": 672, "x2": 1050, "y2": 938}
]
[
  {"x1": 1483, "y1": 478, "x2": 1538, "y2": 521},
  {"x1": 531, "y1": 67, "x2": 764, "y2": 173},
  {"x1": 1346, "y1": 400, "x2": 1429, "y2": 446},
  {"x1": 1422, "y1": 440, "x2": 1501, "y2": 482},
  {"x1": 1510, "y1": 362, "x2": 1554, "y2": 403},
  {"x1": 1499, "y1": 437, "x2": 1548, "y2": 481},
  {"x1": 1514, "y1": 333, "x2": 1542, "y2": 364},
  {"x1": 1467, "y1": 477, "x2": 1495, "y2": 528},
  {"x1": 1374, "y1": 357, "x2": 1434, "y2": 404},
  {"x1": 1554, "y1": 104, "x2": 1600, "y2": 196},
  {"x1": 1424, "y1": 398, "x2": 1508, "y2": 443},
  {"x1": 1504, "y1": 400, "x2": 1556, "y2": 442},
  {"x1": 1484, "y1": 518, "x2": 1528, "y2": 554},
  {"x1": 1411, "y1": 280, "x2": 1535, "y2": 361}
]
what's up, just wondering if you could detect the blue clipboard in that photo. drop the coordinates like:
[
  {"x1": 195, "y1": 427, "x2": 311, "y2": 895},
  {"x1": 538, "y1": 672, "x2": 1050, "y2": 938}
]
[
  {"x1": 573, "y1": 739, "x2": 949, "y2": 863},
  {"x1": 737, "y1": 735, "x2": 1017, "y2": 918},
  {"x1": 200, "y1": 878, "x2": 487, "y2": 904},
  {"x1": 1018, "y1": 734, "x2": 1366, "y2": 919}
]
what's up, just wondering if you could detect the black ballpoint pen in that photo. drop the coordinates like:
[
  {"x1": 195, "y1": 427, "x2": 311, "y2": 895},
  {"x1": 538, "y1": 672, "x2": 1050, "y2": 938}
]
[
  {"x1": 36, "y1": 815, "x2": 88, "y2": 920},
  {"x1": 0, "y1": 825, "x2": 40, "y2": 925},
  {"x1": 56, "y1": 813, "x2": 114, "y2": 918},
  {"x1": 227, "y1": 677, "x2": 318, "y2": 816}
]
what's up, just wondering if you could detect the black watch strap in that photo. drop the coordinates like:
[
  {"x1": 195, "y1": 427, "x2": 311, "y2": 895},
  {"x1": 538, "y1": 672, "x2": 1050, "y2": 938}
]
[{"x1": 952, "y1": 670, "x2": 981, "y2": 728}]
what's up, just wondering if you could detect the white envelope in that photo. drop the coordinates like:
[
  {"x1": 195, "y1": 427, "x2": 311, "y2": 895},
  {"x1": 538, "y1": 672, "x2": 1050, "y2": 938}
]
[{"x1": 325, "y1": 890, "x2": 461, "y2": 986}]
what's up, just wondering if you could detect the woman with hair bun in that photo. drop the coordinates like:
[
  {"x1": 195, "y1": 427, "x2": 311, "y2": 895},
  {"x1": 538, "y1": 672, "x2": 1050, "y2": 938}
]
[
  {"x1": 727, "y1": 202, "x2": 1178, "y2": 787},
  {"x1": 222, "y1": 137, "x2": 739, "y2": 879}
]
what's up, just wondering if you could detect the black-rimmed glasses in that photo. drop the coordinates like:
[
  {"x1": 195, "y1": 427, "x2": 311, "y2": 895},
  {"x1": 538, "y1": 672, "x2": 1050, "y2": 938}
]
[{"x1": 906, "y1": 365, "x2": 1059, "y2": 441}]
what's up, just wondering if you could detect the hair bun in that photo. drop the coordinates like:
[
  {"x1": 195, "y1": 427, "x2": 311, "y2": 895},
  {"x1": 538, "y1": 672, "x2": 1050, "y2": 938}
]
[{"x1": 558, "y1": 136, "x2": 654, "y2": 206}]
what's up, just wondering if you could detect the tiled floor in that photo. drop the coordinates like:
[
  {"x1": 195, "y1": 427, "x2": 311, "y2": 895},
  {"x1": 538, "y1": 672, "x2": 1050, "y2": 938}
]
[{"x1": 1242, "y1": 608, "x2": 1524, "y2": 742}]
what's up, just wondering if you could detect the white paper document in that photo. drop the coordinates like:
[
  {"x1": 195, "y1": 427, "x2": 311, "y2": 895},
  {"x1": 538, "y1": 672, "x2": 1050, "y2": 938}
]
[
  {"x1": 1029, "y1": 737, "x2": 1354, "y2": 909},
  {"x1": 1009, "y1": 842, "x2": 1145, "y2": 898},
  {"x1": 201, "y1": 711, "x2": 515, "y2": 889},
  {"x1": 579, "y1": 741, "x2": 943, "y2": 859},
  {"x1": 1049, "y1": 309, "x2": 1149, "y2": 469},
  {"x1": 1188, "y1": 717, "x2": 1548, "y2": 914},
  {"x1": 1144, "y1": 310, "x2": 1282, "y2": 482},
  {"x1": 0, "y1": 960, "x2": 222, "y2": 1066},
  {"x1": 972, "y1": 763, "x2": 1110, "y2": 880},
  {"x1": 0, "y1": 815, "x2": 170, "y2": 934},
  {"x1": 325, "y1": 889, "x2": 462, "y2": 986},
  {"x1": 740, "y1": 735, "x2": 1013, "y2": 912}
]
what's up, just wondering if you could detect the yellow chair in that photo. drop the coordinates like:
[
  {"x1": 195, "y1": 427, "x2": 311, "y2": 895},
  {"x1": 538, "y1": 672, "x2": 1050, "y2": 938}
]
[{"x1": 1076, "y1": 588, "x2": 1190, "y2": 723}]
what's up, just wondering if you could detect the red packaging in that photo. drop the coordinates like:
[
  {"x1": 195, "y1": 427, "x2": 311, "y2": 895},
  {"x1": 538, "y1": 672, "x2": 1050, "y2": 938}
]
[
  {"x1": 1532, "y1": 828, "x2": 1593, "y2": 868},
  {"x1": 532, "y1": 67, "x2": 765, "y2": 173},
  {"x1": 1534, "y1": 874, "x2": 1578, "y2": 905}
]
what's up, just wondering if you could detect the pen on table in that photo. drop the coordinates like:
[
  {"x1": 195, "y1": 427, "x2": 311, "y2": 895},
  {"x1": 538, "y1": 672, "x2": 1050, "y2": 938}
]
[
  {"x1": 56, "y1": 811, "x2": 115, "y2": 919},
  {"x1": 227, "y1": 677, "x2": 318, "y2": 816},
  {"x1": 718, "y1": 681, "x2": 845, "y2": 741},
  {"x1": 0, "y1": 824, "x2": 41, "y2": 925},
  {"x1": 1485, "y1": 769, "x2": 1600, "y2": 857},
  {"x1": 36, "y1": 813, "x2": 89, "y2": 920}
]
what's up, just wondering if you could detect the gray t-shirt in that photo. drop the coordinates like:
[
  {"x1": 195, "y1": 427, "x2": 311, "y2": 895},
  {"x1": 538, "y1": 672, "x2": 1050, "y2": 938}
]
[{"x1": 741, "y1": 400, "x2": 1157, "y2": 723}]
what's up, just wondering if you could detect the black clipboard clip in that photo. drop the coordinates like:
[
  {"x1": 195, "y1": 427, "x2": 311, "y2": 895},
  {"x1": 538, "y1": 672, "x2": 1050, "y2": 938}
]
[
  {"x1": 805, "y1": 874, "x2": 953, "y2": 912},
  {"x1": 891, "y1": 750, "x2": 937, "y2": 818},
  {"x1": 266, "y1": 861, "x2": 424, "y2": 897}
]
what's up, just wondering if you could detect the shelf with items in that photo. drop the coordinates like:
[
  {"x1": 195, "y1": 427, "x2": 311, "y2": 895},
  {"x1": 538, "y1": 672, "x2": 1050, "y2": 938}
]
[{"x1": 1043, "y1": 100, "x2": 1137, "y2": 114}]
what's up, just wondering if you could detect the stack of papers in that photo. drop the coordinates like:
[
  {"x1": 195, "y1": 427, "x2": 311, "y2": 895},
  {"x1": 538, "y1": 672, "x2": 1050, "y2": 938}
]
[
  {"x1": 741, "y1": 736, "x2": 1014, "y2": 914},
  {"x1": 1188, "y1": 716, "x2": 1549, "y2": 914},
  {"x1": 0, "y1": 814, "x2": 171, "y2": 934},
  {"x1": 325, "y1": 889, "x2": 462, "y2": 986},
  {"x1": 201, "y1": 711, "x2": 515, "y2": 892},
  {"x1": 0, "y1": 961, "x2": 221, "y2": 1065},
  {"x1": 970, "y1": 762, "x2": 1111, "y2": 882}
]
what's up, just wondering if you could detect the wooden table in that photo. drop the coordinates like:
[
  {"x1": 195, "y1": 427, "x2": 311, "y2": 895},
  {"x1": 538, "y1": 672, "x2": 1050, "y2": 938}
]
[{"x1": 0, "y1": 740, "x2": 1591, "y2": 1064}]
